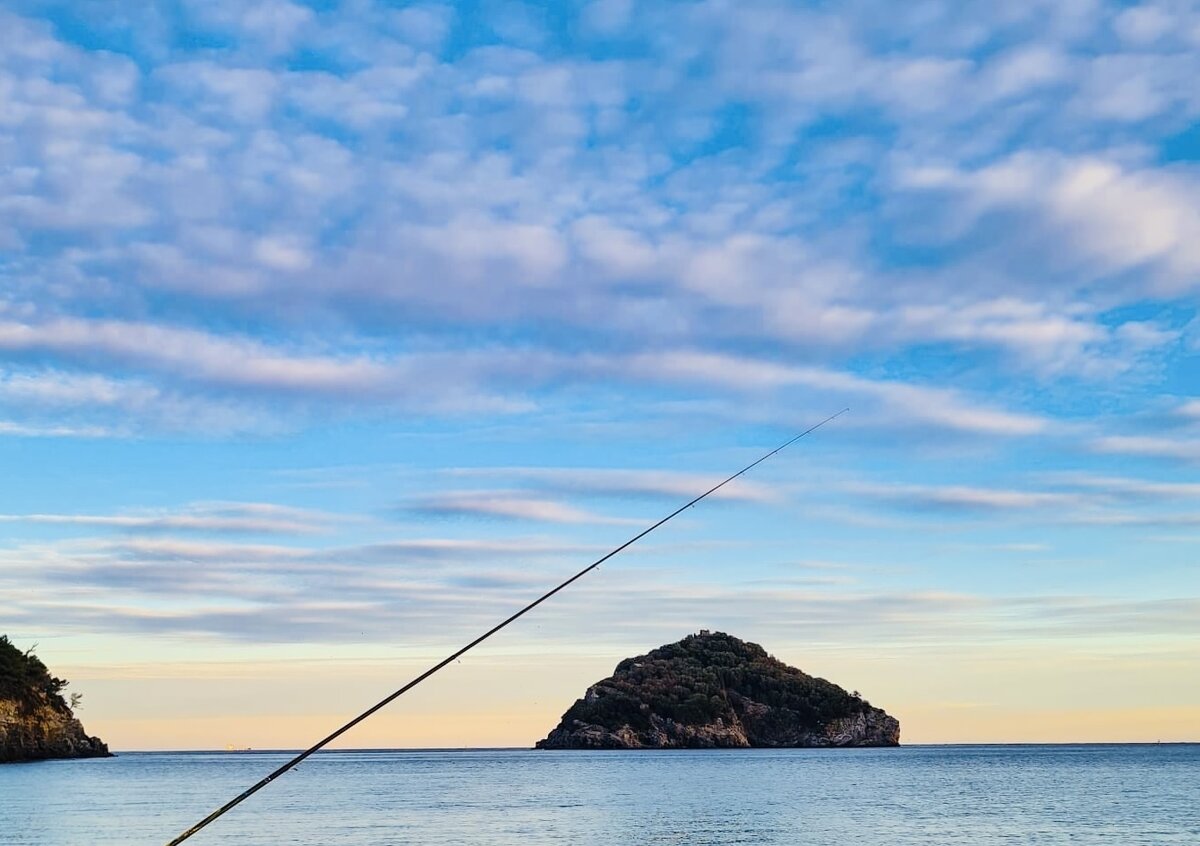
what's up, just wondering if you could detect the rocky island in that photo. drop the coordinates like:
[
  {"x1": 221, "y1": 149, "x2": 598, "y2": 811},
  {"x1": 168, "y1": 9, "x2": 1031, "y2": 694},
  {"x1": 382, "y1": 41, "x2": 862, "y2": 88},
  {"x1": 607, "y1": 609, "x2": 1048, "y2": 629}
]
[
  {"x1": 1, "y1": 635, "x2": 111, "y2": 763},
  {"x1": 537, "y1": 631, "x2": 899, "y2": 749}
]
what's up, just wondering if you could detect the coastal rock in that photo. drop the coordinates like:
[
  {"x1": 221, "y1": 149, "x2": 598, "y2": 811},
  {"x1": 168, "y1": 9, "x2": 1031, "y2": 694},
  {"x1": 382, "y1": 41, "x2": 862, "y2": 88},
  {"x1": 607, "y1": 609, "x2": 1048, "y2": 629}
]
[
  {"x1": 536, "y1": 631, "x2": 899, "y2": 750},
  {"x1": 0, "y1": 700, "x2": 111, "y2": 762},
  {"x1": 1, "y1": 636, "x2": 111, "y2": 763}
]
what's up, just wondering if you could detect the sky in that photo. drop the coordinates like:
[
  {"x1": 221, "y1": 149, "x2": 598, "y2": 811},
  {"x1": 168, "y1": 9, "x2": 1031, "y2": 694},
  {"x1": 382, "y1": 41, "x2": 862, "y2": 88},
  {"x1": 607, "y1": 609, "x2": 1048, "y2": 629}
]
[{"x1": 2, "y1": 0, "x2": 1199, "y2": 749}]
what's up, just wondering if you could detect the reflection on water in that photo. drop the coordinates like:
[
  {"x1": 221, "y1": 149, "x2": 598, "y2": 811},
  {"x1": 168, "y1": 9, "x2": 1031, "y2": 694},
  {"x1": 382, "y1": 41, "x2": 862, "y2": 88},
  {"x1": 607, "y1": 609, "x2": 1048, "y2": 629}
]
[{"x1": 3, "y1": 745, "x2": 1197, "y2": 845}]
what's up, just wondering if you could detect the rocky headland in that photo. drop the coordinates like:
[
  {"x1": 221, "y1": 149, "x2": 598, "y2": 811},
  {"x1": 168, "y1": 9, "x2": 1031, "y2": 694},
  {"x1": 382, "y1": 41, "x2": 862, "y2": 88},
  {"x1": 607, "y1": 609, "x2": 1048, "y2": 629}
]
[
  {"x1": 536, "y1": 631, "x2": 899, "y2": 749},
  {"x1": 1, "y1": 636, "x2": 111, "y2": 763}
]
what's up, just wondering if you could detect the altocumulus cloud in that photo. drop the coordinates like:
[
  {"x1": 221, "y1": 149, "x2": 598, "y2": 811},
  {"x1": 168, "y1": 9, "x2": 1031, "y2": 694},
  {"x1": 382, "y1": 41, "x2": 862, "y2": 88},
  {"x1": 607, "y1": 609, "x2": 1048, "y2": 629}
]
[{"x1": 0, "y1": 0, "x2": 1195, "y2": 443}]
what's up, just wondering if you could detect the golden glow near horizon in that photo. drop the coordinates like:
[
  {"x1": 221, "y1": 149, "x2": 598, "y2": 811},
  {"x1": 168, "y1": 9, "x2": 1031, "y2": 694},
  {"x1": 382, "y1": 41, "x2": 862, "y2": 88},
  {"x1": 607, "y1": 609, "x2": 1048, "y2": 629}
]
[{"x1": 57, "y1": 639, "x2": 1200, "y2": 750}]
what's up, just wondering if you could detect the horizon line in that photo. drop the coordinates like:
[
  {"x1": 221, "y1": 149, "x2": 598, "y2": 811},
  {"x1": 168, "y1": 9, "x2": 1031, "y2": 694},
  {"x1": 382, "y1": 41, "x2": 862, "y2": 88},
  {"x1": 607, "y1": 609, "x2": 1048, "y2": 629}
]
[{"x1": 109, "y1": 741, "x2": 1200, "y2": 754}]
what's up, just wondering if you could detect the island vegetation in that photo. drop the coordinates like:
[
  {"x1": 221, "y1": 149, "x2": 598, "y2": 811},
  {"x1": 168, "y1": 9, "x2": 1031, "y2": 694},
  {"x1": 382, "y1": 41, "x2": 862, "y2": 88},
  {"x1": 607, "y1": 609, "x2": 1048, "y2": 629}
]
[{"x1": 537, "y1": 631, "x2": 899, "y2": 749}]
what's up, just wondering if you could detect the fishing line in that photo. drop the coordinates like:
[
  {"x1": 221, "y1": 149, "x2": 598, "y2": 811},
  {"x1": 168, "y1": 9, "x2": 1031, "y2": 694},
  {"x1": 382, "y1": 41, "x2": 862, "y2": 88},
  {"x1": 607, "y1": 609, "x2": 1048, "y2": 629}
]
[{"x1": 165, "y1": 408, "x2": 848, "y2": 845}]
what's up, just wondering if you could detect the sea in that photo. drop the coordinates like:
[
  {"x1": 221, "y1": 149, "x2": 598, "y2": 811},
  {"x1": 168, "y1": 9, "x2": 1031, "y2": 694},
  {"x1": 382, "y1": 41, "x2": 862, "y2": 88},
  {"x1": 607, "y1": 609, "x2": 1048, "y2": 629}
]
[{"x1": 2, "y1": 745, "x2": 1197, "y2": 845}]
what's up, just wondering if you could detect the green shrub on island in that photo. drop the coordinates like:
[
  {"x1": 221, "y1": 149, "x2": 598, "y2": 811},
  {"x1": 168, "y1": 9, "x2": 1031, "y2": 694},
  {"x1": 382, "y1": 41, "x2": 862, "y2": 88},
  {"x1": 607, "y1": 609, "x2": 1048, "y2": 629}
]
[{"x1": 561, "y1": 631, "x2": 871, "y2": 730}]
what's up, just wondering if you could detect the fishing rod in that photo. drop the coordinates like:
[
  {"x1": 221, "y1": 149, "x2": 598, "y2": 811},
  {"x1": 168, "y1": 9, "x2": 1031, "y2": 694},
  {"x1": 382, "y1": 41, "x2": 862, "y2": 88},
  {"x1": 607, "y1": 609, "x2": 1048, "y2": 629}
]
[{"x1": 165, "y1": 409, "x2": 848, "y2": 845}]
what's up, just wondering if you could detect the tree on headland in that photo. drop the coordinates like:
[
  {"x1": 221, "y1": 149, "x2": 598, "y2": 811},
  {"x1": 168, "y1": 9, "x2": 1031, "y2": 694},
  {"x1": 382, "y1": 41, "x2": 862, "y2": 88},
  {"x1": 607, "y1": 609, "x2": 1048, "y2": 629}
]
[{"x1": 0, "y1": 635, "x2": 70, "y2": 712}]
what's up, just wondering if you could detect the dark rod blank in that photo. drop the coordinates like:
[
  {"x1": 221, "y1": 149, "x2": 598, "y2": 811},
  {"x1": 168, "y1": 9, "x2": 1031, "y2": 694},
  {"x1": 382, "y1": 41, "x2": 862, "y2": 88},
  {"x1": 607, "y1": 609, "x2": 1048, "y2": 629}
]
[{"x1": 165, "y1": 409, "x2": 848, "y2": 845}]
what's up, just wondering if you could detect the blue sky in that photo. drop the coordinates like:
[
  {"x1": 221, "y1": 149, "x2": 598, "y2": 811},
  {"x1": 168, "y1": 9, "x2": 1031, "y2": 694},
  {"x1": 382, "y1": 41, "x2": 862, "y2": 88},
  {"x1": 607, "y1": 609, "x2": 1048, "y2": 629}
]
[{"x1": 2, "y1": 0, "x2": 1199, "y2": 746}]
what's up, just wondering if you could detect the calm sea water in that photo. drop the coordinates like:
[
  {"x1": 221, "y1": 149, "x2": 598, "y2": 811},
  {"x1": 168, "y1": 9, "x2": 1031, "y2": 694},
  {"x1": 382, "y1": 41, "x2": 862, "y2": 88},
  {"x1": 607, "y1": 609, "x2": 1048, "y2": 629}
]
[{"x1": 2, "y1": 745, "x2": 1197, "y2": 845}]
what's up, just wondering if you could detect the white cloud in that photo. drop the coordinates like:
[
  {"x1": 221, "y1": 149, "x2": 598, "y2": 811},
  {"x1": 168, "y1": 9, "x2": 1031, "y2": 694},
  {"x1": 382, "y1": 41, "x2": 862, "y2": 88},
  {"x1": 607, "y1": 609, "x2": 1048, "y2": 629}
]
[
  {"x1": 0, "y1": 308, "x2": 1056, "y2": 440},
  {"x1": 0, "y1": 371, "x2": 158, "y2": 408},
  {"x1": 253, "y1": 236, "x2": 313, "y2": 272},
  {"x1": 1176, "y1": 399, "x2": 1200, "y2": 421},
  {"x1": 108, "y1": 537, "x2": 313, "y2": 562},
  {"x1": 899, "y1": 152, "x2": 1200, "y2": 293},
  {"x1": 1048, "y1": 158, "x2": 1200, "y2": 282},
  {"x1": 0, "y1": 420, "x2": 112, "y2": 438},
  {"x1": 1113, "y1": 5, "x2": 1174, "y2": 45},
  {"x1": 624, "y1": 350, "x2": 1048, "y2": 436},
  {"x1": 407, "y1": 490, "x2": 640, "y2": 525},
  {"x1": 582, "y1": 0, "x2": 634, "y2": 34},
  {"x1": 389, "y1": 5, "x2": 455, "y2": 49},
  {"x1": 1047, "y1": 472, "x2": 1200, "y2": 500},
  {"x1": 0, "y1": 0, "x2": 1196, "y2": 447},
  {"x1": 1067, "y1": 511, "x2": 1200, "y2": 528},
  {"x1": 0, "y1": 317, "x2": 392, "y2": 395},
  {"x1": 5, "y1": 524, "x2": 1198, "y2": 644},
  {"x1": 891, "y1": 298, "x2": 1110, "y2": 375},
  {"x1": 986, "y1": 45, "x2": 1072, "y2": 98},
  {"x1": 322, "y1": 536, "x2": 601, "y2": 566},
  {"x1": 1091, "y1": 435, "x2": 1200, "y2": 461},
  {"x1": 181, "y1": 0, "x2": 315, "y2": 55},
  {"x1": 154, "y1": 63, "x2": 281, "y2": 122},
  {"x1": 0, "y1": 368, "x2": 275, "y2": 436},
  {"x1": 286, "y1": 66, "x2": 426, "y2": 129},
  {"x1": 846, "y1": 481, "x2": 1087, "y2": 511},
  {"x1": 0, "y1": 502, "x2": 340, "y2": 535},
  {"x1": 450, "y1": 467, "x2": 781, "y2": 504}
]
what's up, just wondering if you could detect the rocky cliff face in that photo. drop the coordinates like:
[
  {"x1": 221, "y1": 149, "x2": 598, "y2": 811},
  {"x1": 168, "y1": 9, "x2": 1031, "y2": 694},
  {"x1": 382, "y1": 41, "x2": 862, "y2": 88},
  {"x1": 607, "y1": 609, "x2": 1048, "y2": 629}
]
[
  {"x1": 0, "y1": 636, "x2": 111, "y2": 763},
  {"x1": 0, "y1": 699, "x2": 111, "y2": 763},
  {"x1": 536, "y1": 632, "x2": 899, "y2": 749}
]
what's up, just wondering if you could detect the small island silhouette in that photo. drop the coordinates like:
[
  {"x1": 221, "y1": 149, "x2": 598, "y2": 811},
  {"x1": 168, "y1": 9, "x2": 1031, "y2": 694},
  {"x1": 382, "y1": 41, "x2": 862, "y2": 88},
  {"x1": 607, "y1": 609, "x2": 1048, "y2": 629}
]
[
  {"x1": 537, "y1": 631, "x2": 899, "y2": 749},
  {"x1": 1, "y1": 636, "x2": 111, "y2": 763}
]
